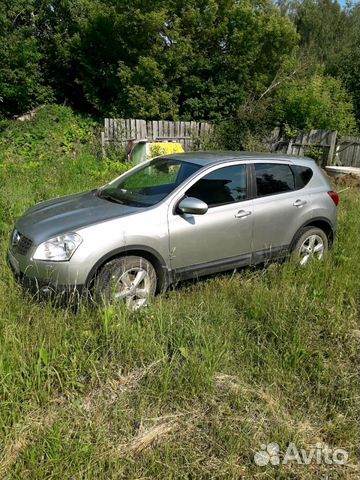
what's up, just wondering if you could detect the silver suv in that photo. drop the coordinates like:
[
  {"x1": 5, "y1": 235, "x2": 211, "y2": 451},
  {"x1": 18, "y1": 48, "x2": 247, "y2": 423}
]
[{"x1": 8, "y1": 152, "x2": 339, "y2": 308}]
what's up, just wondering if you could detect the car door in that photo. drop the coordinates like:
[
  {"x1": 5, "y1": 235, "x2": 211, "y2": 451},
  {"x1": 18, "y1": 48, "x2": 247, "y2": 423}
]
[
  {"x1": 251, "y1": 161, "x2": 313, "y2": 262},
  {"x1": 167, "y1": 163, "x2": 254, "y2": 277}
]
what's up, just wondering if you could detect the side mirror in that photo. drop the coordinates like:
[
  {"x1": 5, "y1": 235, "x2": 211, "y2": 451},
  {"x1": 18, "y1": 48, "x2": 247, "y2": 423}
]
[{"x1": 177, "y1": 197, "x2": 208, "y2": 215}]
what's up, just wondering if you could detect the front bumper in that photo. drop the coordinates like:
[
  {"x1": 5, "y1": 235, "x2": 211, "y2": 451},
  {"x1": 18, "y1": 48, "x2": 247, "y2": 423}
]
[{"x1": 7, "y1": 252, "x2": 84, "y2": 300}]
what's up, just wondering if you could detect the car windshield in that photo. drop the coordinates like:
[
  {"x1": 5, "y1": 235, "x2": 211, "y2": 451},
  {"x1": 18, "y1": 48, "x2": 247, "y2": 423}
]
[{"x1": 98, "y1": 157, "x2": 201, "y2": 207}]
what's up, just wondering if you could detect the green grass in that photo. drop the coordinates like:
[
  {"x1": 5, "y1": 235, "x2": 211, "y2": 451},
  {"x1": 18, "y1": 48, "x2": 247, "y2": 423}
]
[{"x1": 0, "y1": 106, "x2": 359, "y2": 479}]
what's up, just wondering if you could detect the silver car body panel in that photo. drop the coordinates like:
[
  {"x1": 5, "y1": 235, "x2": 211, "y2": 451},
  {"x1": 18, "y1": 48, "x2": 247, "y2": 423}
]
[{"x1": 8, "y1": 152, "x2": 337, "y2": 292}]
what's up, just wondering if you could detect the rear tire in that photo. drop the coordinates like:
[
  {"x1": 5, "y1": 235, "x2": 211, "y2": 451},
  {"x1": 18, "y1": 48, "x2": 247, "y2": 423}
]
[
  {"x1": 291, "y1": 227, "x2": 328, "y2": 267},
  {"x1": 94, "y1": 255, "x2": 157, "y2": 310}
]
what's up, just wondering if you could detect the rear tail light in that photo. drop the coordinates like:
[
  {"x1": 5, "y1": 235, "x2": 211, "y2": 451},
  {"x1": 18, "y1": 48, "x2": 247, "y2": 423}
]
[{"x1": 328, "y1": 191, "x2": 339, "y2": 206}]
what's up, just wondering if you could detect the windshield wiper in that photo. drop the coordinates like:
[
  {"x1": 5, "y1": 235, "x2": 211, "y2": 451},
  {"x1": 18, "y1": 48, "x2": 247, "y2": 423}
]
[{"x1": 97, "y1": 190, "x2": 125, "y2": 204}]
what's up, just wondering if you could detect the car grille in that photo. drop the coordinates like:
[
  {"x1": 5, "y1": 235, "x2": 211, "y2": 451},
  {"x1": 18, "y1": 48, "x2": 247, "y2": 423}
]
[{"x1": 12, "y1": 230, "x2": 33, "y2": 256}]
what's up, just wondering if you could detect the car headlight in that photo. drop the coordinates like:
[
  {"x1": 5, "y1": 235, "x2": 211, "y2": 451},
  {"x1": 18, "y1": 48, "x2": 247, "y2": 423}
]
[{"x1": 33, "y1": 233, "x2": 82, "y2": 261}]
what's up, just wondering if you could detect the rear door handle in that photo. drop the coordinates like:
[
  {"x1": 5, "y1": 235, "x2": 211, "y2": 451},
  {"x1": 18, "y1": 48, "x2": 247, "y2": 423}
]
[
  {"x1": 293, "y1": 199, "x2": 307, "y2": 208},
  {"x1": 235, "y1": 210, "x2": 252, "y2": 219}
]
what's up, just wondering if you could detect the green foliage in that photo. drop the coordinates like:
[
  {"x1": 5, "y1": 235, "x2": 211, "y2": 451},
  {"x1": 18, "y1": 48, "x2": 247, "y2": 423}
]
[
  {"x1": 0, "y1": 2, "x2": 53, "y2": 117},
  {"x1": 303, "y1": 145, "x2": 324, "y2": 163},
  {"x1": 273, "y1": 74, "x2": 358, "y2": 135},
  {"x1": 294, "y1": 0, "x2": 360, "y2": 127},
  {"x1": 335, "y1": 4, "x2": 360, "y2": 128},
  {"x1": 0, "y1": 0, "x2": 359, "y2": 137},
  {"x1": 0, "y1": 0, "x2": 299, "y2": 122},
  {"x1": 0, "y1": 105, "x2": 130, "y2": 225},
  {"x1": 0, "y1": 105, "x2": 96, "y2": 163},
  {"x1": 212, "y1": 94, "x2": 276, "y2": 150}
]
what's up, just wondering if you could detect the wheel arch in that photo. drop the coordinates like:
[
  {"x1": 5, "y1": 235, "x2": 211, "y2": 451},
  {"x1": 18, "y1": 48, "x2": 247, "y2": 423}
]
[
  {"x1": 86, "y1": 245, "x2": 171, "y2": 293},
  {"x1": 290, "y1": 217, "x2": 335, "y2": 252}
]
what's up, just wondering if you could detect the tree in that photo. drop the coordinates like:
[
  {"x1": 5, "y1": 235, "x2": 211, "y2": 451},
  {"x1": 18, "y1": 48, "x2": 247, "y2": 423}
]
[
  {"x1": 162, "y1": 0, "x2": 298, "y2": 120},
  {"x1": 0, "y1": 0, "x2": 53, "y2": 117},
  {"x1": 273, "y1": 73, "x2": 358, "y2": 135},
  {"x1": 293, "y1": 0, "x2": 360, "y2": 126}
]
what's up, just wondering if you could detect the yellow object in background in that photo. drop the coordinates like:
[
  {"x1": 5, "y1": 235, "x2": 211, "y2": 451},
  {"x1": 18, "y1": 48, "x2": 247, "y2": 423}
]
[
  {"x1": 149, "y1": 142, "x2": 184, "y2": 158},
  {"x1": 130, "y1": 140, "x2": 185, "y2": 164}
]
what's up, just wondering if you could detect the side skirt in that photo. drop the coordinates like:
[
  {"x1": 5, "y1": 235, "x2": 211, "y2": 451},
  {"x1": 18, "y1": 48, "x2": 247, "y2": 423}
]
[{"x1": 172, "y1": 245, "x2": 290, "y2": 282}]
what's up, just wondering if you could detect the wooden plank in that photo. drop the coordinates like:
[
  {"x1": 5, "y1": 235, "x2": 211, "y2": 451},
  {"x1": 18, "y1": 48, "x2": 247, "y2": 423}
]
[
  {"x1": 165, "y1": 120, "x2": 170, "y2": 138},
  {"x1": 111, "y1": 119, "x2": 115, "y2": 142},
  {"x1": 179, "y1": 121, "x2": 185, "y2": 139},
  {"x1": 112, "y1": 119, "x2": 117, "y2": 141},
  {"x1": 153, "y1": 120, "x2": 158, "y2": 141},
  {"x1": 131, "y1": 119, "x2": 137, "y2": 139},
  {"x1": 169, "y1": 121, "x2": 174, "y2": 138},
  {"x1": 175, "y1": 121, "x2": 180, "y2": 139},
  {"x1": 354, "y1": 146, "x2": 360, "y2": 167},
  {"x1": 105, "y1": 118, "x2": 110, "y2": 140},
  {"x1": 139, "y1": 119, "x2": 147, "y2": 139},
  {"x1": 185, "y1": 122, "x2": 191, "y2": 151},
  {"x1": 120, "y1": 119, "x2": 126, "y2": 142},
  {"x1": 286, "y1": 139, "x2": 293, "y2": 155},
  {"x1": 327, "y1": 130, "x2": 337, "y2": 165},
  {"x1": 190, "y1": 121, "x2": 195, "y2": 135},
  {"x1": 116, "y1": 119, "x2": 120, "y2": 142},
  {"x1": 146, "y1": 120, "x2": 151, "y2": 141},
  {"x1": 113, "y1": 119, "x2": 118, "y2": 142},
  {"x1": 179, "y1": 121, "x2": 185, "y2": 149},
  {"x1": 188, "y1": 121, "x2": 194, "y2": 150},
  {"x1": 160, "y1": 120, "x2": 165, "y2": 138},
  {"x1": 157, "y1": 120, "x2": 163, "y2": 139},
  {"x1": 108, "y1": 119, "x2": 112, "y2": 141},
  {"x1": 101, "y1": 131, "x2": 106, "y2": 157},
  {"x1": 126, "y1": 119, "x2": 131, "y2": 139},
  {"x1": 135, "y1": 118, "x2": 139, "y2": 139},
  {"x1": 104, "y1": 118, "x2": 109, "y2": 140}
]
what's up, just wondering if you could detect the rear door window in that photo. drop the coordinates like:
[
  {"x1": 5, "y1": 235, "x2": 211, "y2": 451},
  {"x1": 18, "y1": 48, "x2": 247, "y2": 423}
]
[{"x1": 255, "y1": 163, "x2": 295, "y2": 197}]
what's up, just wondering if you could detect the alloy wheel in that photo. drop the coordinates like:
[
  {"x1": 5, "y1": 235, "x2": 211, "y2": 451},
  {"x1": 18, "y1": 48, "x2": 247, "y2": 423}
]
[{"x1": 299, "y1": 234, "x2": 325, "y2": 266}]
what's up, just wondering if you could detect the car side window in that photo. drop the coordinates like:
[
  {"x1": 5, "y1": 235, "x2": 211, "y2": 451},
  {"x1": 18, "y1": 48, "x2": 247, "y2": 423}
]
[
  {"x1": 185, "y1": 164, "x2": 247, "y2": 207},
  {"x1": 292, "y1": 165, "x2": 313, "y2": 189},
  {"x1": 255, "y1": 163, "x2": 295, "y2": 197}
]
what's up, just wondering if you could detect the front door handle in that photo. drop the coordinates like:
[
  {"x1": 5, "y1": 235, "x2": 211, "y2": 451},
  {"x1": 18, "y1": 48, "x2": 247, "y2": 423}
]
[
  {"x1": 235, "y1": 210, "x2": 252, "y2": 219},
  {"x1": 293, "y1": 199, "x2": 307, "y2": 208}
]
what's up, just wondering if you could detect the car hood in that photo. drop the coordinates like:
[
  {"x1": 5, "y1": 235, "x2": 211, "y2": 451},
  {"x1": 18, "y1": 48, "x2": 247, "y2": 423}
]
[{"x1": 16, "y1": 190, "x2": 143, "y2": 244}]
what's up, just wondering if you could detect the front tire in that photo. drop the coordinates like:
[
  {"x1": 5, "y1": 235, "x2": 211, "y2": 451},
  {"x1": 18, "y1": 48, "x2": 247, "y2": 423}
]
[
  {"x1": 94, "y1": 255, "x2": 157, "y2": 310},
  {"x1": 291, "y1": 227, "x2": 328, "y2": 267}
]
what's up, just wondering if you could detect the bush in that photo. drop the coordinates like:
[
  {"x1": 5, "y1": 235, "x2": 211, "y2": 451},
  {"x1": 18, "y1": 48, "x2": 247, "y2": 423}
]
[{"x1": 273, "y1": 74, "x2": 358, "y2": 135}]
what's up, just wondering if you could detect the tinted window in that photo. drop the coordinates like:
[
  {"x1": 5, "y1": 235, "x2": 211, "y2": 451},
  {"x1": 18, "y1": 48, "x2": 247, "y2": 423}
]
[
  {"x1": 293, "y1": 165, "x2": 313, "y2": 189},
  {"x1": 186, "y1": 165, "x2": 247, "y2": 207},
  {"x1": 255, "y1": 163, "x2": 295, "y2": 196}
]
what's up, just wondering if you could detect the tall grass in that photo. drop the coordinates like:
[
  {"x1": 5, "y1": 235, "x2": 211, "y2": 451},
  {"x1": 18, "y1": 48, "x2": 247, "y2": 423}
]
[{"x1": 0, "y1": 107, "x2": 359, "y2": 479}]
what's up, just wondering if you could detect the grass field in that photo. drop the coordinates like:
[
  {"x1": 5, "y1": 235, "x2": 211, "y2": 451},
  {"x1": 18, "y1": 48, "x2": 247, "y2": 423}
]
[{"x1": 0, "y1": 107, "x2": 359, "y2": 479}]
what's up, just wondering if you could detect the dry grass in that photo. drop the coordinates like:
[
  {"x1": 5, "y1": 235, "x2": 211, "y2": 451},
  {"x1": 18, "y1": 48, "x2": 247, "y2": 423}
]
[{"x1": 0, "y1": 398, "x2": 65, "y2": 477}]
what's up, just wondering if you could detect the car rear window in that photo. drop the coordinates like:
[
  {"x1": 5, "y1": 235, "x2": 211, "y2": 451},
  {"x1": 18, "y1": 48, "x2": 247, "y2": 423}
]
[
  {"x1": 255, "y1": 163, "x2": 295, "y2": 196},
  {"x1": 292, "y1": 165, "x2": 313, "y2": 189}
]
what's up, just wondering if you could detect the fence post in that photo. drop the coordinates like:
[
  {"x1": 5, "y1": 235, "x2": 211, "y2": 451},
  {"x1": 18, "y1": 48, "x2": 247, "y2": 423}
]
[
  {"x1": 286, "y1": 139, "x2": 293, "y2": 154},
  {"x1": 101, "y1": 131, "x2": 106, "y2": 158},
  {"x1": 327, "y1": 130, "x2": 337, "y2": 165}
]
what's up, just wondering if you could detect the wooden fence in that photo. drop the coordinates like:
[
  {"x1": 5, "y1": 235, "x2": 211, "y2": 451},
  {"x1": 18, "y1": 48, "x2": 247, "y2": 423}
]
[
  {"x1": 102, "y1": 119, "x2": 360, "y2": 167},
  {"x1": 335, "y1": 136, "x2": 360, "y2": 167},
  {"x1": 272, "y1": 129, "x2": 337, "y2": 167},
  {"x1": 101, "y1": 118, "x2": 213, "y2": 154}
]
